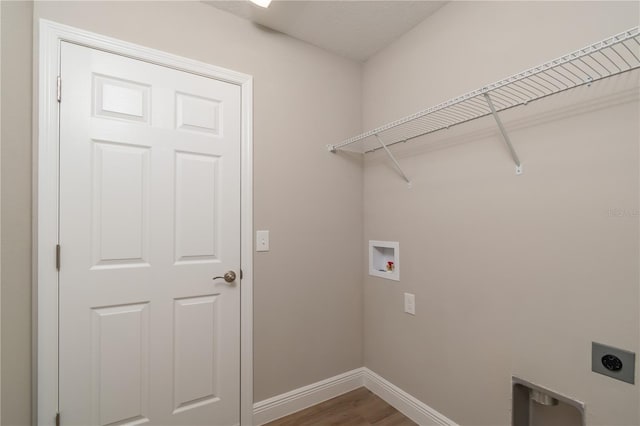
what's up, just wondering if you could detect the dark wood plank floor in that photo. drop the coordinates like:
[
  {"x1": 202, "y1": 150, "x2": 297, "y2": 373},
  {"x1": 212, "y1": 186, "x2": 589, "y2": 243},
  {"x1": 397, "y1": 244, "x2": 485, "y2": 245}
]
[{"x1": 265, "y1": 387, "x2": 417, "y2": 426}]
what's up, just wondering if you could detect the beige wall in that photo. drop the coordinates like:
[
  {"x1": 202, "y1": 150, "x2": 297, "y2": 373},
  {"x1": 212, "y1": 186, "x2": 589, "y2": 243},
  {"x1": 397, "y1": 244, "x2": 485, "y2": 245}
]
[
  {"x1": 0, "y1": 3, "x2": 2, "y2": 420},
  {"x1": 1, "y1": 1, "x2": 34, "y2": 424},
  {"x1": 1, "y1": 1, "x2": 364, "y2": 424},
  {"x1": 362, "y1": 2, "x2": 639, "y2": 425}
]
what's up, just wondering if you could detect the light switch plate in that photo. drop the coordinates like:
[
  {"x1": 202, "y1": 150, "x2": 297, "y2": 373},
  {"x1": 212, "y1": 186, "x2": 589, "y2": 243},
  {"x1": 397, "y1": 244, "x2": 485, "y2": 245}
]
[
  {"x1": 592, "y1": 342, "x2": 635, "y2": 384},
  {"x1": 404, "y1": 293, "x2": 415, "y2": 315},
  {"x1": 256, "y1": 230, "x2": 269, "y2": 252}
]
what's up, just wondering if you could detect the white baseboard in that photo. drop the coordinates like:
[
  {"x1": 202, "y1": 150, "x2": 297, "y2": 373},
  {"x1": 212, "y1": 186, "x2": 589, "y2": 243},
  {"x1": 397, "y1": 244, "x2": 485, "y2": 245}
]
[
  {"x1": 362, "y1": 368, "x2": 458, "y2": 426},
  {"x1": 251, "y1": 367, "x2": 457, "y2": 426},
  {"x1": 252, "y1": 368, "x2": 365, "y2": 425}
]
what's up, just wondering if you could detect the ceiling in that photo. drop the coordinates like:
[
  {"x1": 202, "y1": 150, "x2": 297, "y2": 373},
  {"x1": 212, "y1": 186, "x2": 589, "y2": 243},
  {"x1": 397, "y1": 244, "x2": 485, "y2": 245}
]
[{"x1": 205, "y1": 1, "x2": 446, "y2": 62}]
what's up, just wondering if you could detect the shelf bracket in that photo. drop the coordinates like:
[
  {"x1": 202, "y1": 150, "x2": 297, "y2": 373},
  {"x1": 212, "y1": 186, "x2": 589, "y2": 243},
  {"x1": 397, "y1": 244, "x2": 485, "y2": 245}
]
[
  {"x1": 374, "y1": 134, "x2": 411, "y2": 186},
  {"x1": 483, "y1": 93, "x2": 523, "y2": 175}
]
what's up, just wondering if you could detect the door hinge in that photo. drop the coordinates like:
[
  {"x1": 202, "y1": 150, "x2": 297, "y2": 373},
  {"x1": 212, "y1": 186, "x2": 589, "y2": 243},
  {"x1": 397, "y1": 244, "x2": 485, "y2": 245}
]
[
  {"x1": 56, "y1": 244, "x2": 61, "y2": 271},
  {"x1": 57, "y1": 76, "x2": 61, "y2": 103},
  {"x1": 55, "y1": 412, "x2": 60, "y2": 426}
]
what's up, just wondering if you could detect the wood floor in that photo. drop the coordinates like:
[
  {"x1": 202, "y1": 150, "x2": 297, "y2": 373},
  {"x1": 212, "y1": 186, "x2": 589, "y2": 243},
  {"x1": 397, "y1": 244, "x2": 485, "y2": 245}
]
[{"x1": 264, "y1": 387, "x2": 417, "y2": 426}]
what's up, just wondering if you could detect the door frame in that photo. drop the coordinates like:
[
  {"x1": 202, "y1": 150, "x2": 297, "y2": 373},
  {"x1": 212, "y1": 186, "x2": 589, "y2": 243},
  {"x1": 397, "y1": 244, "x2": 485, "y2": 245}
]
[{"x1": 35, "y1": 19, "x2": 254, "y2": 426}]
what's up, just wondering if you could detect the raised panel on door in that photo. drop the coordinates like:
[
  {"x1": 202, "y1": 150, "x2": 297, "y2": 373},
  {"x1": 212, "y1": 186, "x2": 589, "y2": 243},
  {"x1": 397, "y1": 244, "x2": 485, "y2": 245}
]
[
  {"x1": 176, "y1": 92, "x2": 221, "y2": 135},
  {"x1": 91, "y1": 303, "x2": 150, "y2": 426},
  {"x1": 175, "y1": 152, "x2": 220, "y2": 264},
  {"x1": 92, "y1": 141, "x2": 150, "y2": 269},
  {"x1": 173, "y1": 295, "x2": 220, "y2": 414},
  {"x1": 93, "y1": 74, "x2": 151, "y2": 124}
]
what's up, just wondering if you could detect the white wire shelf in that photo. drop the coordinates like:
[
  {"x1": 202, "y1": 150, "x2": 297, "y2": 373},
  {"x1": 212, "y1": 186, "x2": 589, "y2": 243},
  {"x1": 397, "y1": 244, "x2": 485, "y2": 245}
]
[{"x1": 329, "y1": 27, "x2": 640, "y2": 157}]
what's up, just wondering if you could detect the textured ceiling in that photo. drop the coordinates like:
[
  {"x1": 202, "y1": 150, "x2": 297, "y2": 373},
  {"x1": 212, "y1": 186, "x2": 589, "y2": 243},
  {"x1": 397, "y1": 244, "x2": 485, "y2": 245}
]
[{"x1": 205, "y1": 1, "x2": 446, "y2": 61}]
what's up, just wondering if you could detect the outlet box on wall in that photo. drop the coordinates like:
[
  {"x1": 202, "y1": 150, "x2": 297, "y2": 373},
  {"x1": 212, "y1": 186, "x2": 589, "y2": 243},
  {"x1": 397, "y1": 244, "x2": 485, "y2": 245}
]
[
  {"x1": 591, "y1": 342, "x2": 635, "y2": 384},
  {"x1": 369, "y1": 240, "x2": 399, "y2": 281}
]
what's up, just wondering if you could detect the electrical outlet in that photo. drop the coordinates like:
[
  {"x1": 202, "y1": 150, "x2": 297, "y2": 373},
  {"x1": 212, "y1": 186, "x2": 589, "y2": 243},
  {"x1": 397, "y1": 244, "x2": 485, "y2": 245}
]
[
  {"x1": 404, "y1": 293, "x2": 415, "y2": 315},
  {"x1": 592, "y1": 342, "x2": 635, "y2": 384}
]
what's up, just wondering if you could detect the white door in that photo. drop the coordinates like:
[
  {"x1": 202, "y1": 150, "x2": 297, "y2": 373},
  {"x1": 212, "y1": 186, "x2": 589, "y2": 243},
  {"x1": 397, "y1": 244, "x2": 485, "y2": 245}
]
[{"x1": 59, "y1": 41, "x2": 241, "y2": 426}]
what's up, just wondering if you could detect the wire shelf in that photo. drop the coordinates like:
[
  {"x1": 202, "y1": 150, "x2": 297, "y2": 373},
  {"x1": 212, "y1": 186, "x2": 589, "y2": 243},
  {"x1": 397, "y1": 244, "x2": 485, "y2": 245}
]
[{"x1": 329, "y1": 27, "x2": 640, "y2": 155}]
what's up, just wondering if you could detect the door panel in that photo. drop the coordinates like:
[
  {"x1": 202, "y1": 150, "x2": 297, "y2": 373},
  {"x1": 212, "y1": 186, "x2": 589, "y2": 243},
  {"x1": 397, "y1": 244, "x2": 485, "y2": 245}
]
[
  {"x1": 176, "y1": 92, "x2": 221, "y2": 135},
  {"x1": 92, "y1": 141, "x2": 150, "y2": 267},
  {"x1": 173, "y1": 295, "x2": 220, "y2": 413},
  {"x1": 59, "y1": 41, "x2": 241, "y2": 426},
  {"x1": 91, "y1": 303, "x2": 150, "y2": 426},
  {"x1": 175, "y1": 152, "x2": 220, "y2": 263},
  {"x1": 93, "y1": 74, "x2": 151, "y2": 123}
]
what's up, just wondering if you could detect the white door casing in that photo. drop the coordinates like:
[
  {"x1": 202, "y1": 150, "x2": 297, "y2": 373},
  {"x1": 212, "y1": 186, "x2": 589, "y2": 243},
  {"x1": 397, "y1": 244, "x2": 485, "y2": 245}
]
[{"x1": 36, "y1": 20, "x2": 253, "y2": 426}]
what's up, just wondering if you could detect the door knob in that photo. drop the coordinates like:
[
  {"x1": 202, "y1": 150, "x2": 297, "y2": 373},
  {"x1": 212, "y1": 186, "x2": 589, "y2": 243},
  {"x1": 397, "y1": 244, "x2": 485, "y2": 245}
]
[{"x1": 213, "y1": 271, "x2": 236, "y2": 283}]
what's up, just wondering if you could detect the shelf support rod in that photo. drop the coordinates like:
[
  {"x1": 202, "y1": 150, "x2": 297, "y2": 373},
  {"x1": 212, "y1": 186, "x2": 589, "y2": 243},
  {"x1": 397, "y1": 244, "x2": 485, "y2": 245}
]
[
  {"x1": 374, "y1": 134, "x2": 411, "y2": 185},
  {"x1": 483, "y1": 93, "x2": 523, "y2": 175}
]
